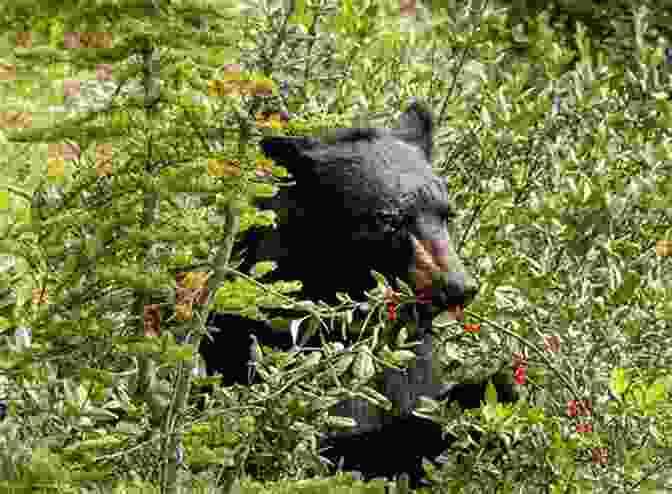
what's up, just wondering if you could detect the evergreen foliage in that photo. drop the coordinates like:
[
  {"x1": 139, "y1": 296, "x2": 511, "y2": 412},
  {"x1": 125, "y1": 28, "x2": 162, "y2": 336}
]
[{"x1": 0, "y1": 0, "x2": 670, "y2": 492}]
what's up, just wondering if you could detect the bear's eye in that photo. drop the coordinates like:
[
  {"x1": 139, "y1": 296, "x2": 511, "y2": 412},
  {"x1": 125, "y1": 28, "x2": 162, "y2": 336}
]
[{"x1": 439, "y1": 206, "x2": 455, "y2": 223}]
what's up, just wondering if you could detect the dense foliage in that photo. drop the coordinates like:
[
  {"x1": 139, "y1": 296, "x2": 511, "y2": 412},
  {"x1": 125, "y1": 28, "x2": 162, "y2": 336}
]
[{"x1": 0, "y1": 0, "x2": 670, "y2": 492}]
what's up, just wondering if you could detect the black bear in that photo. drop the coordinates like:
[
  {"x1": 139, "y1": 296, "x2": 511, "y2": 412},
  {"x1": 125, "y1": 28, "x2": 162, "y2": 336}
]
[
  {"x1": 321, "y1": 377, "x2": 517, "y2": 486},
  {"x1": 200, "y1": 100, "x2": 516, "y2": 487}
]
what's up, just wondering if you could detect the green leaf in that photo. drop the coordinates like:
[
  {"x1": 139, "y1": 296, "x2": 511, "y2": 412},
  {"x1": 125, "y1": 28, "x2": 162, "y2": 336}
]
[
  {"x1": 645, "y1": 381, "x2": 667, "y2": 407},
  {"x1": 250, "y1": 261, "x2": 276, "y2": 278},
  {"x1": 610, "y1": 368, "x2": 628, "y2": 396},
  {"x1": 352, "y1": 348, "x2": 375, "y2": 380},
  {"x1": 355, "y1": 385, "x2": 392, "y2": 411},
  {"x1": 325, "y1": 415, "x2": 358, "y2": 429},
  {"x1": 485, "y1": 380, "x2": 498, "y2": 405},
  {"x1": 391, "y1": 350, "x2": 416, "y2": 364},
  {"x1": 331, "y1": 353, "x2": 355, "y2": 376}
]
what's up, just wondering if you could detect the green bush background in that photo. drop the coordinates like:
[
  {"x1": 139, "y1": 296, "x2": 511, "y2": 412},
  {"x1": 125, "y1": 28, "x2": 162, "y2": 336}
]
[{"x1": 0, "y1": 0, "x2": 670, "y2": 492}]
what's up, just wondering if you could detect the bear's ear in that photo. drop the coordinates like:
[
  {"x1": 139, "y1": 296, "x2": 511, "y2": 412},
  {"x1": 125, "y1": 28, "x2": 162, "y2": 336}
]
[{"x1": 393, "y1": 99, "x2": 433, "y2": 162}]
